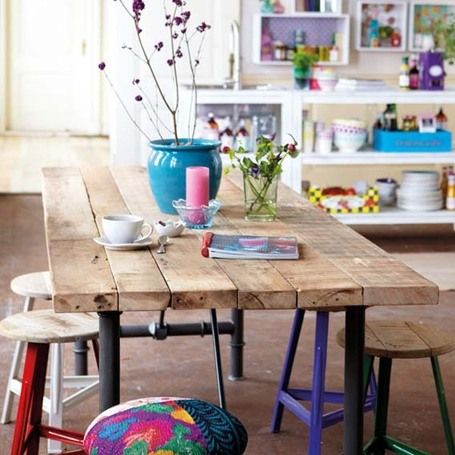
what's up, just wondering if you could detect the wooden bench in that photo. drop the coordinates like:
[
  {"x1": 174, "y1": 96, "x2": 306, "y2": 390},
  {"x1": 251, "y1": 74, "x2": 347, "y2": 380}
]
[{"x1": 0, "y1": 309, "x2": 99, "y2": 455}]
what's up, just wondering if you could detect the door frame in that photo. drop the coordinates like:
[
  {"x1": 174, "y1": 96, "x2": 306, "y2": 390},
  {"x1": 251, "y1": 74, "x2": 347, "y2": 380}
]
[
  {"x1": 0, "y1": 0, "x2": 7, "y2": 133},
  {"x1": 0, "y1": 0, "x2": 103, "y2": 135}
]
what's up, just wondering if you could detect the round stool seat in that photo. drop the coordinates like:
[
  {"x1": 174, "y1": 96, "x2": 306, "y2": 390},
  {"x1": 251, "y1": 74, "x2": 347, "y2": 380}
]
[
  {"x1": 10, "y1": 272, "x2": 51, "y2": 300},
  {"x1": 0, "y1": 309, "x2": 98, "y2": 343},
  {"x1": 84, "y1": 397, "x2": 248, "y2": 455},
  {"x1": 337, "y1": 320, "x2": 455, "y2": 359}
]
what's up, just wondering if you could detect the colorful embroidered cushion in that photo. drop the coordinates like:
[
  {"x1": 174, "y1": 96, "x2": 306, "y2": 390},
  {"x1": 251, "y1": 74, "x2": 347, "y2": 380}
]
[{"x1": 84, "y1": 397, "x2": 248, "y2": 455}]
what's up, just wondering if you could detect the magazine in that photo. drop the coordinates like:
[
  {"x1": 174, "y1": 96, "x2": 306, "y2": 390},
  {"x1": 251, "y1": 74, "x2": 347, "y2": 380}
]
[{"x1": 201, "y1": 233, "x2": 299, "y2": 260}]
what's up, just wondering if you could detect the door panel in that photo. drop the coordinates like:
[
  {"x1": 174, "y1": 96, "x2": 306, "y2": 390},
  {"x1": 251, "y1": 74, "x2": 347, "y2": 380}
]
[{"x1": 8, "y1": 0, "x2": 99, "y2": 133}]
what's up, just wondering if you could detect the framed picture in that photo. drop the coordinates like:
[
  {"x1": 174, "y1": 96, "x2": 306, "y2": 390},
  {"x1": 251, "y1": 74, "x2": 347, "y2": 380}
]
[
  {"x1": 356, "y1": 0, "x2": 408, "y2": 52},
  {"x1": 409, "y1": 1, "x2": 455, "y2": 51}
]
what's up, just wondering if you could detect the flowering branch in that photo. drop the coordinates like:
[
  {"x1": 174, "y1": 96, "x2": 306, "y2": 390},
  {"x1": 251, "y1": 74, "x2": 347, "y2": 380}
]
[{"x1": 101, "y1": 0, "x2": 211, "y2": 146}]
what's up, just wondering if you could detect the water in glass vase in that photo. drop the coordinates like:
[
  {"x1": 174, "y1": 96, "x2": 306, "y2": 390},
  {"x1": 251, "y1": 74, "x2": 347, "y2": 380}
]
[{"x1": 243, "y1": 174, "x2": 278, "y2": 221}]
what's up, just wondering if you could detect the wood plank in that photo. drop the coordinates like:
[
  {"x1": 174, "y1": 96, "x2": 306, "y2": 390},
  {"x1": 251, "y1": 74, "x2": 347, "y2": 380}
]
[
  {"x1": 42, "y1": 167, "x2": 117, "y2": 312},
  {"x1": 110, "y1": 167, "x2": 238, "y2": 310},
  {"x1": 80, "y1": 167, "x2": 170, "y2": 311},
  {"x1": 216, "y1": 178, "x2": 362, "y2": 309},
  {"x1": 407, "y1": 322, "x2": 455, "y2": 357},
  {"x1": 366, "y1": 320, "x2": 430, "y2": 359},
  {"x1": 219, "y1": 174, "x2": 438, "y2": 307}
]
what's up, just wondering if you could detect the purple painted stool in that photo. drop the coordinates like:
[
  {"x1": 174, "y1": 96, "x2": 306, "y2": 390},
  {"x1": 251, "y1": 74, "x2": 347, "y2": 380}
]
[{"x1": 271, "y1": 309, "x2": 376, "y2": 454}]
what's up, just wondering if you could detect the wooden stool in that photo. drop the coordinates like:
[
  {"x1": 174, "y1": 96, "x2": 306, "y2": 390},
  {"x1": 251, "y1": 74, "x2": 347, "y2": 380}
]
[
  {"x1": 0, "y1": 309, "x2": 100, "y2": 455},
  {"x1": 2, "y1": 272, "x2": 99, "y2": 453},
  {"x1": 271, "y1": 310, "x2": 376, "y2": 455},
  {"x1": 83, "y1": 397, "x2": 248, "y2": 454},
  {"x1": 337, "y1": 320, "x2": 455, "y2": 455}
]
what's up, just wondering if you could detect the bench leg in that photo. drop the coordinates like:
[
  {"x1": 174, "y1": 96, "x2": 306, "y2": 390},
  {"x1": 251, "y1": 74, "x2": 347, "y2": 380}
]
[
  {"x1": 210, "y1": 309, "x2": 226, "y2": 410},
  {"x1": 48, "y1": 343, "x2": 64, "y2": 454},
  {"x1": 431, "y1": 356, "x2": 455, "y2": 455},
  {"x1": 11, "y1": 342, "x2": 49, "y2": 455},
  {"x1": 271, "y1": 308, "x2": 305, "y2": 433},
  {"x1": 371, "y1": 357, "x2": 393, "y2": 455},
  {"x1": 1, "y1": 296, "x2": 35, "y2": 425},
  {"x1": 308, "y1": 311, "x2": 329, "y2": 455}
]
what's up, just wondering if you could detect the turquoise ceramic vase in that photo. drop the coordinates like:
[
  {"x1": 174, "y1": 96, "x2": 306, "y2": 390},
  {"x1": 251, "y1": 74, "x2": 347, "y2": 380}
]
[{"x1": 147, "y1": 139, "x2": 222, "y2": 214}]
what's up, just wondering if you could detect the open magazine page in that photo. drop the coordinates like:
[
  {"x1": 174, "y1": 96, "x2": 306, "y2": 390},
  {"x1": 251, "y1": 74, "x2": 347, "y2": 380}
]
[{"x1": 202, "y1": 234, "x2": 299, "y2": 260}]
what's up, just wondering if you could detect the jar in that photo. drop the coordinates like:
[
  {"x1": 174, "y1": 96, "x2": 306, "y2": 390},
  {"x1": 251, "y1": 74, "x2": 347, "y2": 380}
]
[
  {"x1": 273, "y1": 41, "x2": 287, "y2": 61},
  {"x1": 286, "y1": 46, "x2": 295, "y2": 61}
]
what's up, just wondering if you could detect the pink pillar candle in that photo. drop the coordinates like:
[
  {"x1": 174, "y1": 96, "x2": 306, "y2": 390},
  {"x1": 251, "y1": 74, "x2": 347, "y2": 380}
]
[{"x1": 186, "y1": 166, "x2": 210, "y2": 207}]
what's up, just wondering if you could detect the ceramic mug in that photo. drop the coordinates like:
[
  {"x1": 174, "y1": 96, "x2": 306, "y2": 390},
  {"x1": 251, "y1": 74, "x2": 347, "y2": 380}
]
[{"x1": 102, "y1": 214, "x2": 153, "y2": 244}]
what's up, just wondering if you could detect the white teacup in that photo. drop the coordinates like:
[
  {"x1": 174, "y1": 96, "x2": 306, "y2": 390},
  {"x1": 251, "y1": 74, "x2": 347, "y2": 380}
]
[{"x1": 102, "y1": 214, "x2": 153, "y2": 244}]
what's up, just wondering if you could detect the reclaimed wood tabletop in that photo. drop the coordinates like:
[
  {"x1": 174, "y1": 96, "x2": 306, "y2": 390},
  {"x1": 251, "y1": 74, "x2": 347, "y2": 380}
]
[
  {"x1": 41, "y1": 166, "x2": 439, "y2": 454},
  {"x1": 42, "y1": 166, "x2": 438, "y2": 313}
]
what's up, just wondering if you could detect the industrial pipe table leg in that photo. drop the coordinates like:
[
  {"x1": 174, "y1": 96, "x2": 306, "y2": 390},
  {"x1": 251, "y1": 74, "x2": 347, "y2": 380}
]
[
  {"x1": 98, "y1": 312, "x2": 121, "y2": 412},
  {"x1": 229, "y1": 309, "x2": 245, "y2": 381},
  {"x1": 73, "y1": 340, "x2": 88, "y2": 376},
  {"x1": 344, "y1": 307, "x2": 365, "y2": 455},
  {"x1": 210, "y1": 309, "x2": 226, "y2": 409}
]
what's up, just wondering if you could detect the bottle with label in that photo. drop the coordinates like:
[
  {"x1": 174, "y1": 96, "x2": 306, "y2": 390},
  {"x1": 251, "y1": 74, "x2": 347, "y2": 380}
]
[
  {"x1": 329, "y1": 44, "x2": 339, "y2": 63},
  {"x1": 441, "y1": 166, "x2": 449, "y2": 204},
  {"x1": 409, "y1": 56, "x2": 419, "y2": 90},
  {"x1": 383, "y1": 104, "x2": 398, "y2": 131},
  {"x1": 261, "y1": 24, "x2": 273, "y2": 61},
  {"x1": 435, "y1": 107, "x2": 448, "y2": 131},
  {"x1": 303, "y1": 120, "x2": 315, "y2": 153},
  {"x1": 235, "y1": 120, "x2": 250, "y2": 151},
  {"x1": 206, "y1": 113, "x2": 219, "y2": 141},
  {"x1": 399, "y1": 57, "x2": 410, "y2": 90},
  {"x1": 446, "y1": 174, "x2": 455, "y2": 210},
  {"x1": 220, "y1": 117, "x2": 234, "y2": 151}
]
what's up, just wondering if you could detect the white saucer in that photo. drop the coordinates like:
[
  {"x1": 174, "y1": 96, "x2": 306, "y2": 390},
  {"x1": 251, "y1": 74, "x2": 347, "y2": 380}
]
[{"x1": 93, "y1": 236, "x2": 154, "y2": 251}]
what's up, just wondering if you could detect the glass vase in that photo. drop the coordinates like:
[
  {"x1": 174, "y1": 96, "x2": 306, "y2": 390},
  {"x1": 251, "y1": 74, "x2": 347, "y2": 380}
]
[{"x1": 243, "y1": 173, "x2": 278, "y2": 221}]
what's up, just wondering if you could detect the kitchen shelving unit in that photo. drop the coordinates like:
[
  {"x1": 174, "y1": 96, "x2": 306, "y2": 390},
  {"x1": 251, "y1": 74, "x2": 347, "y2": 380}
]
[
  {"x1": 284, "y1": 87, "x2": 455, "y2": 225},
  {"x1": 190, "y1": 86, "x2": 455, "y2": 225}
]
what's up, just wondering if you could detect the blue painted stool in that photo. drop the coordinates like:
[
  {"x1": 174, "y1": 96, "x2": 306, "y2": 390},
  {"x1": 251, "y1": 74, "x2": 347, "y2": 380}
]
[{"x1": 271, "y1": 309, "x2": 376, "y2": 454}]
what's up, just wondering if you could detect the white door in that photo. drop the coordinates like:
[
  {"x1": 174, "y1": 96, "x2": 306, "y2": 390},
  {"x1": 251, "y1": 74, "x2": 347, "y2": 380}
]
[{"x1": 7, "y1": 0, "x2": 100, "y2": 133}]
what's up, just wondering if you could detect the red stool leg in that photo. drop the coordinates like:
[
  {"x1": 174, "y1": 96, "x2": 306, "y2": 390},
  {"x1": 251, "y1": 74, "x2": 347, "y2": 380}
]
[{"x1": 11, "y1": 342, "x2": 49, "y2": 455}]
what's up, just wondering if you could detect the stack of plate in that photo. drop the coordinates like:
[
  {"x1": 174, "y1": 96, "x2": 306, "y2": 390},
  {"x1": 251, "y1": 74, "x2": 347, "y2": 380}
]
[{"x1": 397, "y1": 171, "x2": 443, "y2": 211}]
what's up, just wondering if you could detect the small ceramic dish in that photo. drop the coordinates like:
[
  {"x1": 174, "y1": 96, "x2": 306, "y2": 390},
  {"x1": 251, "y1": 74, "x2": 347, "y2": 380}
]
[
  {"x1": 93, "y1": 236, "x2": 154, "y2": 251},
  {"x1": 154, "y1": 220, "x2": 185, "y2": 238}
]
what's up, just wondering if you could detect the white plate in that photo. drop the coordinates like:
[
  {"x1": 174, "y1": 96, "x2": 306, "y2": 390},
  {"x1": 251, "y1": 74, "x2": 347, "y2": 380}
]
[{"x1": 93, "y1": 236, "x2": 154, "y2": 251}]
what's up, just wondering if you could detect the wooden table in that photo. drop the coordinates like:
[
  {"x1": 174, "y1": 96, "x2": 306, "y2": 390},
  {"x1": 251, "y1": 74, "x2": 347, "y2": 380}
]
[{"x1": 42, "y1": 166, "x2": 439, "y2": 454}]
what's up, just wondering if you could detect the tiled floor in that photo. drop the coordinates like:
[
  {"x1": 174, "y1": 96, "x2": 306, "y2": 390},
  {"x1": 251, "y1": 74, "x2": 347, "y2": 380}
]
[{"x1": 0, "y1": 195, "x2": 454, "y2": 454}]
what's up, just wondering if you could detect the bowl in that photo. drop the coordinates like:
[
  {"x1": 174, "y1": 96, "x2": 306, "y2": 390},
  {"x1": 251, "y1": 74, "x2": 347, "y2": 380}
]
[
  {"x1": 333, "y1": 129, "x2": 367, "y2": 153},
  {"x1": 154, "y1": 220, "x2": 185, "y2": 238},
  {"x1": 333, "y1": 118, "x2": 367, "y2": 129},
  {"x1": 172, "y1": 199, "x2": 221, "y2": 229},
  {"x1": 316, "y1": 78, "x2": 338, "y2": 92}
]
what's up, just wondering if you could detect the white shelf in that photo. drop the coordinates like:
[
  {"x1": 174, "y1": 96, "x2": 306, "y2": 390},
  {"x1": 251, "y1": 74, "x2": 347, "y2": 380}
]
[
  {"x1": 334, "y1": 207, "x2": 455, "y2": 225},
  {"x1": 300, "y1": 88, "x2": 455, "y2": 104},
  {"x1": 301, "y1": 151, "x2": 455, "y2": 165},
  {"x1": 356, "y1": 47, "x2": 404, "y2": 52},
  {"x1": 255, "y1": 60, "x2": 347, "y2": 66},
  {"x1": 259, "y1": 12, "x2": 345, "y2": 18}
]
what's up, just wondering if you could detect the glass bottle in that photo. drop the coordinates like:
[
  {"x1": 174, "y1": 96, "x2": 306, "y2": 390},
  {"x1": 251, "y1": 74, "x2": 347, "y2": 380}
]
[
  {"x1": 446, "y1": 174, "x2": 455, "y2": 210},
  {"x1": 206, "y1": 113, "x2": 219, "y2": 141},
  {"x1": 399, "y1": 57, "x2": 410, "y2": 90},
  {"x1": 384, "y1": 104, "x2": 398, "y2": 131},
  {"x1": 435, "y1": 107, "x2": 448, "y2": 131},
  {"x1": 409, "y1": 56, "x2": 419, "y2": 90},
  {"x1": 236, "y1": 120, "x2": 251, "y2": 151},
  {"x1": 441, "y1": 166, "x2": 448, "y2": 202},
  {"x1": 220, "y1": 117, "x2": 234, "y2": 150}
]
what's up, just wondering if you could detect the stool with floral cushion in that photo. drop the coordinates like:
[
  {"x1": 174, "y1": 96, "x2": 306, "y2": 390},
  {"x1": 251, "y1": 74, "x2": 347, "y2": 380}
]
[{"x1": 83, "y1": 397, "x2": 248, "y2": 455}]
